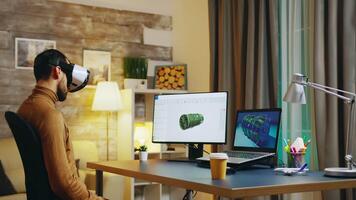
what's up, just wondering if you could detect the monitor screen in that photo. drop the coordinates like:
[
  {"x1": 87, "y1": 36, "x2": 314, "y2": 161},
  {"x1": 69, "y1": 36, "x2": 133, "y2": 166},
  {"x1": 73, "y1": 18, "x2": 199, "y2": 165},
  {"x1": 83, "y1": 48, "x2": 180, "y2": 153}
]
[
  {"x1": 233, "y1": 109, "x2": 281, "y2": 150},
  {"x1": 152, "y1": 92, "x2": 228, "y2": 144}
]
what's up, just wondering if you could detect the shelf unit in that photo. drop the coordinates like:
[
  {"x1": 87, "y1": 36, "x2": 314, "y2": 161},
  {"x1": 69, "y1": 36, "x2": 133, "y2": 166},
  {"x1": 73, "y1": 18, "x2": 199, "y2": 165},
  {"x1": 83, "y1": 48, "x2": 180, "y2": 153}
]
[{"x1": 117, "y1": 88, "x2": 188, "y2": 200}]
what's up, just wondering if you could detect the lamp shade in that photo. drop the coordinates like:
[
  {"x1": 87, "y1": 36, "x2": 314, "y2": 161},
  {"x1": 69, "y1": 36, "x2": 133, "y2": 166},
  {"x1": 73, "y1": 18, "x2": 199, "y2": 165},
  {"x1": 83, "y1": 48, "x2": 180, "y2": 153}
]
[
  {"x1": 283, "y1": 73, "x2": 308, "y2": 104},
  {"x1": 283, "y1": 83, "x2": 306, "y2": 104},
  {"x1": 92, "y1": 81, "x2": 123, "y2": 111},
  {"x1": 135, "y1": 126, "x2": 147, "y2": 146}
]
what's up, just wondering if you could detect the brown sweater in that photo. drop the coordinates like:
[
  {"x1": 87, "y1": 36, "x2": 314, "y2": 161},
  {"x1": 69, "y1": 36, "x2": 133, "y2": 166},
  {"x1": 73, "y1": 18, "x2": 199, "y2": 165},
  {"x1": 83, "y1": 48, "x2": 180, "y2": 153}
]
[{"x1": 17, "y1": 86, "x2": 102, "y2": 200}]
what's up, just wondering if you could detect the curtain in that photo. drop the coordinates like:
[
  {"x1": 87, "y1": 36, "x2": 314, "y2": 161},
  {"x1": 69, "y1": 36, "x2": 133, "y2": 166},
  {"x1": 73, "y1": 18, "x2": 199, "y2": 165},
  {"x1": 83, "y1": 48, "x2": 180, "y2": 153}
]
[
  {"x1": 209, "y1": 0, "x2": 355, "y2": 200},
  {"x1": 209, "y1": 1, "x2": 278, "y2": 199},
  {"x1": 278, "y1": 0, "x2": 321, "y2": 199},
  {"x1": 209, "y1": 0, "x2": 278, "y2": 152},
  {"x1": 278, "y1": 0, "x2": 316, "y2": 169},
  {"x1": 313, "y1": 0, "x2": 356, "y2": 199}
]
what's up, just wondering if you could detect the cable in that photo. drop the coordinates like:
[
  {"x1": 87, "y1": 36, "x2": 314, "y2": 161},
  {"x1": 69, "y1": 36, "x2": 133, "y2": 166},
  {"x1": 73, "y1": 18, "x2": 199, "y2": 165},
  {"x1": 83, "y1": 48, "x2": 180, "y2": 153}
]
[
  {"x1": 350, "y1": 159, "x2": 356, "y2": 167},
  {"x1": 194, "y1": 144, "x2": 211, "y2": 155},
  {"x1": 182, "y1": 190, "x2": 195, "y2": 200},
  {"x1": 182, "y1": 190, "x2": 188, "y2": 200},
  {"x1": 193, "y1": 191, "x2": 197, "y2": 197},
  {"x1": 352, "y1": 160, "x2": 356, "y2": 168},
  {"x1": 182, "y1": 191, "x2": 188, "y2": 200}
]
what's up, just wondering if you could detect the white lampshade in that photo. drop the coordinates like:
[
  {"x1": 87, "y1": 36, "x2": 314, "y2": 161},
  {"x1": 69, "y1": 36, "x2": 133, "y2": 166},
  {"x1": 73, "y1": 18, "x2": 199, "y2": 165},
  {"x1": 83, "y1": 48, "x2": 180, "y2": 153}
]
[
  {"x1": 283, "y1": 83, "x2": 306, "y2": 104},
  {"x1": 283, "y1": 73, "x2": 308, "y2": 104},
  {"x1": 92, "y1": 81, "x2": 123, "y2": 111},
  {"x1": 135, "y1": 126, "x2": 147, "y2": 146}
]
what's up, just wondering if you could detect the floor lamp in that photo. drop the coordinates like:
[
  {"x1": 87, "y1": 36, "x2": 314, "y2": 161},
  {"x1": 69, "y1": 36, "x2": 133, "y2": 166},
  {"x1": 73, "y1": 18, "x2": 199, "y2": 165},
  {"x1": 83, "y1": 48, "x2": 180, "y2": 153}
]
[
  {"x1": 284, "y1": 73, "x2": 356, "y2": 177},
  {"x1": 92, "y1": 81, "x2": 123, "y2": 161}
]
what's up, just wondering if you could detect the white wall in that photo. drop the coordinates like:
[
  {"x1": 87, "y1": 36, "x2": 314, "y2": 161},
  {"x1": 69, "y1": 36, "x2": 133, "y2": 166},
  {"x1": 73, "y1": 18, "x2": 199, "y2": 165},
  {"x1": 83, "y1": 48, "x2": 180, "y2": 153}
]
[
  {"x1": 172, "y1": 0, "x2": 210, "y2": 92},
  {"x1": 54, "y1": 0, "x2": 211, "y2": 92}
]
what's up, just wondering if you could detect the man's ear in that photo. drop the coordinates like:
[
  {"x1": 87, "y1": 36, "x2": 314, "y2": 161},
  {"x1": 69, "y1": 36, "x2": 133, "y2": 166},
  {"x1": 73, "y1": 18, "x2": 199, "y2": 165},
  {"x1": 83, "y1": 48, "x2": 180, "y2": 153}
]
[{"x1": 52, "y1": 66, "x2": 61, "y2": 80}]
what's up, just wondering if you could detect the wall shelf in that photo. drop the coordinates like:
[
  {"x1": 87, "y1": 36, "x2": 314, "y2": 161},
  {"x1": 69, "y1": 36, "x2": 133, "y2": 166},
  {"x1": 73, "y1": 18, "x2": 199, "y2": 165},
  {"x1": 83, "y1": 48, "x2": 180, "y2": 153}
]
[
  {"x1": 133, "y1": 88, "x2": 188, "y2": 94},
  {"x1": 117, "y1": 89, "x2": 188, "y2": 200},
  {"x1": 134, "y1": 179, "x2": 160, "y2": 186}
]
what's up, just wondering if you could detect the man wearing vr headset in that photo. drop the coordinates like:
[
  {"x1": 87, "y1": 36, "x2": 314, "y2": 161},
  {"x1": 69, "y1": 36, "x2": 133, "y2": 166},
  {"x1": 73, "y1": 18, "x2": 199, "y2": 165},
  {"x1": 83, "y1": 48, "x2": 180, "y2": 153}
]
[{"x1": 17, "y1": 49, "x2": 105, "y2": 200}]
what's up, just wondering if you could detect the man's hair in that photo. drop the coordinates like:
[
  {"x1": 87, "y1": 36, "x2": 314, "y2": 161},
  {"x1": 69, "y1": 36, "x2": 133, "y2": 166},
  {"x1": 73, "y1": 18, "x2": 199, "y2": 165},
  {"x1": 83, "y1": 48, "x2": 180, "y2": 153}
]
[{"x1": 33, "y1": 49, "x2": 67, "y2": 81}]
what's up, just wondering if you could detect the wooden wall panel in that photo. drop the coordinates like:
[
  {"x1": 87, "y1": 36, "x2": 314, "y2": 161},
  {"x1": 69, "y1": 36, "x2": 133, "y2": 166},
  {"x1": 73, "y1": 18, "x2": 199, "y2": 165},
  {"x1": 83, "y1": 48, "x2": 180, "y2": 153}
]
[
  {"x1": 0, "y1": 31, "x2": 11, "y2": 49},
  {"x1": 0, "y1": 50, "x2": 14, "y2": 68},
  {"x1": 0, "y1": 0, "x2": 172, "y2": 160},
  {"x1": 0, "y1": 13, "x2": 142, "y2": 43}
]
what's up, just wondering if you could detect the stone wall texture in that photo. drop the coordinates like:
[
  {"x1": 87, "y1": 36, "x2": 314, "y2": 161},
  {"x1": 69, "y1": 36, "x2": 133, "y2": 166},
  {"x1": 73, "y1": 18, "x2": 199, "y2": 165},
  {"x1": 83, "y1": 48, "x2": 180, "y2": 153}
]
[{"x1": 0, "y1": 0, "x2": 172, "y2": 160}]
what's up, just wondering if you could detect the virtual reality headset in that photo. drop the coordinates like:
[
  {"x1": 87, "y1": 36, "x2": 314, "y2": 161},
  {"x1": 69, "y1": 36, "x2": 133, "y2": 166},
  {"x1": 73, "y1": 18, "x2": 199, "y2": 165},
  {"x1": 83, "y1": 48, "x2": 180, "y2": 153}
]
[{"x1": 49, "y1": 58, "x2": 90, "y2": 93}]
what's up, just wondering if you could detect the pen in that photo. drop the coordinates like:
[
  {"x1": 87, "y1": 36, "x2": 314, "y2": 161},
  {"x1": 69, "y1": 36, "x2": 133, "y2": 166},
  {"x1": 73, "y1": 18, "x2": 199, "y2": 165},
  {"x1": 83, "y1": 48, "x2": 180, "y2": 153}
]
[
  {"x1": 298, "y1": 147, "x2": 306, "y2": 153},
  {"x1": 291, "y1": 147, "x2": 296, "y2": 154},
  {"x1": 303, "y1": 135, "x2": 307, "y2": 142},
  {"x1": 283, "y1": 138, "x2": 289, "y2": 146},
  {"x1": 298, "y1": 163, "x2": 308, "y2": 172},
  {"x1": 304, "y1": 139, "x2": 311, "y2": 147},
  {"x1": 284, "y1": 145, "x2": 290, "y2": 152}
]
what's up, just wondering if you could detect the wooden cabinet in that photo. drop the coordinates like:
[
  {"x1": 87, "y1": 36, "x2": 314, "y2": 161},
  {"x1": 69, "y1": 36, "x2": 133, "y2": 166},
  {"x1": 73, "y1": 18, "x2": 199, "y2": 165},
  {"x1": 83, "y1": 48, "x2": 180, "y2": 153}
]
[{"x1": 116, "y1": 89, "x2": 188, "y2": 200}]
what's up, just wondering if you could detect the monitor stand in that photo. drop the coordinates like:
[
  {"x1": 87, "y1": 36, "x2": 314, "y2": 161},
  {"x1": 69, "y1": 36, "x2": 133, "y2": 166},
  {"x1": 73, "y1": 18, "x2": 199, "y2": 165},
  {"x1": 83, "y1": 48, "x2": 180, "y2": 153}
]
[{"x1": 167, "y1": 144, "x2": 203, "y2": 162}]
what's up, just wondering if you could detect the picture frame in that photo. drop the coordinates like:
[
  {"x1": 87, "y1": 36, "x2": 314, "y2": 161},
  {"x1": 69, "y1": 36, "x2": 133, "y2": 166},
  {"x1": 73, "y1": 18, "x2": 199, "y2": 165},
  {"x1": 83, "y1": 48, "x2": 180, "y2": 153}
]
[
  {"x1": 15, "y1": 38, "x2": 56, "y2": 69},
  {"x1": 153, "y1": 64, "x2": 187, "y2": 90},
  {"x1": 83, "y1": 50, "x2": 111, "y2": 87}
]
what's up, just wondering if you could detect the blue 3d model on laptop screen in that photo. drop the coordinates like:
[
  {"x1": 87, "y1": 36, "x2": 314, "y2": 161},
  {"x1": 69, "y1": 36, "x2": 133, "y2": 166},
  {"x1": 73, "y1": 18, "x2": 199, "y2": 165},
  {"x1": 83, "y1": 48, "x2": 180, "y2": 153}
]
[{"x1": 234, "y1": 110, "x2": 281, "y2": 149}]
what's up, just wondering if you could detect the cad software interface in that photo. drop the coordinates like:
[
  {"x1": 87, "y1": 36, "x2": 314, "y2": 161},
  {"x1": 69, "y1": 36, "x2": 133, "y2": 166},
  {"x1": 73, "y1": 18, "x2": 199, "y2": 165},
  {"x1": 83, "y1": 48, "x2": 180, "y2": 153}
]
[
  {"x1": 234, "y1": 110, "x2": 280, "y2": 149},
  {"x1": 152, "y1": 92, "x2": 227, "y2": 143}
]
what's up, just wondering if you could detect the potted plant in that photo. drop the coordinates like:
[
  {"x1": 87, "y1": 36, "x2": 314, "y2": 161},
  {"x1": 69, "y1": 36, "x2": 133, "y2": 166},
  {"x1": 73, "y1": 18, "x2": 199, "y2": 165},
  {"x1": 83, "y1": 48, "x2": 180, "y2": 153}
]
[
  {"x1": 135, "y1": 145, "x2": 148, "y2": 161},
  {"x1": 123, "y1": 57, "x2": 148, "y2": 89}
]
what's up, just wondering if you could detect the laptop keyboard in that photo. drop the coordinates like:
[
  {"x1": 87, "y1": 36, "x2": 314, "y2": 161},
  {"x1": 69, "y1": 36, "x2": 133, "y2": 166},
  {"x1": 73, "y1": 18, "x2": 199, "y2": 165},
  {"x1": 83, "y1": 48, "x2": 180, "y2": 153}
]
[{"x1": 226, "y1": 151, "x2": 266, "y2": 159}]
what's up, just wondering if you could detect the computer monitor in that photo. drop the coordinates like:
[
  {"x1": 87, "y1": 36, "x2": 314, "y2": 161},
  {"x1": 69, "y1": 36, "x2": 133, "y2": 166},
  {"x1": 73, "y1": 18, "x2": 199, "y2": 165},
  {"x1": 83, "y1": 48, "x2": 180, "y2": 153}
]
[{"x1": 152, "y1": 92, "x2": 228, "y2": 145}]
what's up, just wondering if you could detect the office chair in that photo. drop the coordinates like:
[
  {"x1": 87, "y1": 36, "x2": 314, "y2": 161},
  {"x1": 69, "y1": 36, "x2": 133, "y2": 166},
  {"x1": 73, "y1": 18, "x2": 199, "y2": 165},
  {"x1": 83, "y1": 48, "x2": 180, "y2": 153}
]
[{"x1": 5, "y1": 111, "x2": 59, "y2": 200}]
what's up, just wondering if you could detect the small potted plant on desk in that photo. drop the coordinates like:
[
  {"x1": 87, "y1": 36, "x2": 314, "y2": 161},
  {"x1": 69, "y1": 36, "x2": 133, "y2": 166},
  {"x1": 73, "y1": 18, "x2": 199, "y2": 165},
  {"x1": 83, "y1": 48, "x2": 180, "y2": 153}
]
[{"x1": 135, "y1": 145, "x2": 148, "y2": 161}]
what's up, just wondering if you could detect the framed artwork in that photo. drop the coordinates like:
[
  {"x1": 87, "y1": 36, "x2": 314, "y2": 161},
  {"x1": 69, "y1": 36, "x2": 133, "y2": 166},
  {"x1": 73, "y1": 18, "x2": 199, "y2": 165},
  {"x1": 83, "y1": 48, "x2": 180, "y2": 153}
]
[
  {"x1": 153, "y1": 64, "x2": 187, "y2": 90},
  {"x1": 83, "y1": 50, "x2": 111, "y2": 87},
  {"x1": 15, "y1": 38, "x2": 56, "y2": 69}
]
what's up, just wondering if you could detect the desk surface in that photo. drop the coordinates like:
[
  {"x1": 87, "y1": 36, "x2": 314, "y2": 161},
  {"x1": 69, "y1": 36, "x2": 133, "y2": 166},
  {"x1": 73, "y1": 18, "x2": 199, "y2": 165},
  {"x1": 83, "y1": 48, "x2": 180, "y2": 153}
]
[{"x1": 87, "y1": 160, "x2": 356, "y2": 198}]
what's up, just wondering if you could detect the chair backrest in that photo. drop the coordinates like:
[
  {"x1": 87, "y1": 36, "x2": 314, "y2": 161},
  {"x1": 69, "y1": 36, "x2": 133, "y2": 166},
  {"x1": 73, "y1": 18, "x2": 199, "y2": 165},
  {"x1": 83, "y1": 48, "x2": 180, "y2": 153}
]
[{"x1": 5, "y1": 111, "x2": 59, "y2": 200}]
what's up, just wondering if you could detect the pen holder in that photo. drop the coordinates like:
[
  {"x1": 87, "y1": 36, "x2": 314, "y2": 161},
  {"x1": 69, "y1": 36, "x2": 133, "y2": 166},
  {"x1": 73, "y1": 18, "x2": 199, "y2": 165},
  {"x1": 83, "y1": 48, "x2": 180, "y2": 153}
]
[{"x1": 287, "y1": 152, "x2": 305, "y2": 168}]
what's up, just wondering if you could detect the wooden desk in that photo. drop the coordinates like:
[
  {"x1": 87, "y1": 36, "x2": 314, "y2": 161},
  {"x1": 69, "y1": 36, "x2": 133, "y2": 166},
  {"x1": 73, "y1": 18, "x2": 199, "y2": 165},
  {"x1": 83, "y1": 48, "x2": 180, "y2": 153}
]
[{"x1": 87, "y1": 160, "x2": 356, "y2": 199}]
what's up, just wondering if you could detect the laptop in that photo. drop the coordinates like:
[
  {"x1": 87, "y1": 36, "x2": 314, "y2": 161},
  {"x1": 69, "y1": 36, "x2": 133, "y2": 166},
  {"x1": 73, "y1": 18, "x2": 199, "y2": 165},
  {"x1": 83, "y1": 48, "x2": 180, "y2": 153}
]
[{"x1": 197, "y1": 108, "x2": 282, "y2": 168}]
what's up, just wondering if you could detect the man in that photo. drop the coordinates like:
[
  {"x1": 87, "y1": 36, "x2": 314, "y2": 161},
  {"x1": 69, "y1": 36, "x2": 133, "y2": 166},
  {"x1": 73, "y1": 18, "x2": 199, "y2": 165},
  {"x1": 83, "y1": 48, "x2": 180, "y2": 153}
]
[{"x1": 17, "y1": 49, "x2": 104, "y2": 200}]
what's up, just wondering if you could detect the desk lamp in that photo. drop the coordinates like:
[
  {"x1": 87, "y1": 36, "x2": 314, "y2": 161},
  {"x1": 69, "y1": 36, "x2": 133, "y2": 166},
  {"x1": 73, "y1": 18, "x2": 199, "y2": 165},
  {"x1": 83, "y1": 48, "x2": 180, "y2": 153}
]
[
  {"x1": 284, "y1": 73, "x2": 356, "y2": 177},
  {"x1": 92, "y1": 81, "x2": 123, "y2": 161}
]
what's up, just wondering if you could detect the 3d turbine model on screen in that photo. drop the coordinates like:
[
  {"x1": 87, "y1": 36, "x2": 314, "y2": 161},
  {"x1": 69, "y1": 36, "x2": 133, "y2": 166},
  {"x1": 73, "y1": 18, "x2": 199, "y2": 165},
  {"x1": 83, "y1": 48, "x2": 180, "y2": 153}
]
[
  {"x1": 179, "y1": 113, "x2": 204, "y2": 130},
  {"x1": 241, "y1": 114, "x2": 271, "y2": 146}
]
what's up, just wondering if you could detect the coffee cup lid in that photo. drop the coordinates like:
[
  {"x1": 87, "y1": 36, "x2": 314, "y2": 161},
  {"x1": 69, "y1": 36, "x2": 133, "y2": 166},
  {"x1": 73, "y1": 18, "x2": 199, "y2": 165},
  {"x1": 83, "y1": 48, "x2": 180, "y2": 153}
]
[{"x1": 209, "y1": 153, "x2": 228, "y2": 160}]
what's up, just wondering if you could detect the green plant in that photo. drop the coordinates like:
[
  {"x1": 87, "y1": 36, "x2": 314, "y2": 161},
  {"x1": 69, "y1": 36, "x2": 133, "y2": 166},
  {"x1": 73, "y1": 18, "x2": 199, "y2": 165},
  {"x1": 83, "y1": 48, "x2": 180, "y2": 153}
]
[
  {"x1": 135, "y1": 145, "x2": 148, "y2": 152},
  {"x1": 123, "y1": 57, "x2": 147, "y2": 79}
]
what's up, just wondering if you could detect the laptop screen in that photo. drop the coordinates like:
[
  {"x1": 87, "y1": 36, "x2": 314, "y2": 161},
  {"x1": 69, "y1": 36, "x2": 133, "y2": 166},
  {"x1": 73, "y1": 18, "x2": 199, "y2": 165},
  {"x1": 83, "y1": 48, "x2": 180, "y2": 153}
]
[{"x1": 233, "y1": 108, "x2": 281, "y2": 152}]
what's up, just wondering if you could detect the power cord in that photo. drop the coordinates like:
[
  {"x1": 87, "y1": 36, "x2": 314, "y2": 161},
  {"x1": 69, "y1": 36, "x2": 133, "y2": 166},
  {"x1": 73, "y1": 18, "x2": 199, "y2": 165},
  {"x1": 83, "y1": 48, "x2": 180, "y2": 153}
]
[
  {"x1": 345, "y1": 155, "x2": 356, "y2": 168},
  {"x1": 182, "y1": 191, "x2": 189, "y2": 200},
  {"x1": 352, "y1": 161, "x2": 356, "y2": 168},
  {"x1": 182, "y1": 190, "x2": 197, "y2": 200}
]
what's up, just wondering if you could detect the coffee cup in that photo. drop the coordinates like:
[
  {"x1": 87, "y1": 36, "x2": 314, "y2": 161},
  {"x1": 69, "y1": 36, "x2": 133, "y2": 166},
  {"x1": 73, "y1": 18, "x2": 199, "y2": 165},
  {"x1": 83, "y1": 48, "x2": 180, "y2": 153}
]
[{"x1": 209, "y1": 153, "x2": 228, "y2": 179}]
